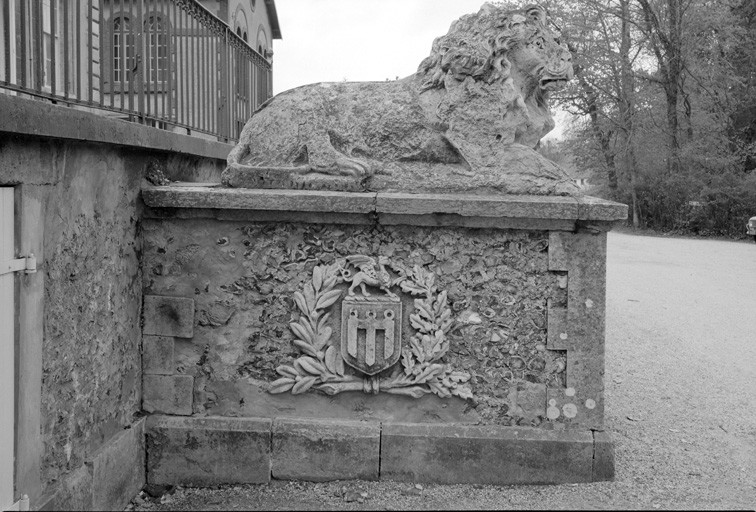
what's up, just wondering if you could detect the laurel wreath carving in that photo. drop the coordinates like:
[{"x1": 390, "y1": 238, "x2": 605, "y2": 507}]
[{"x1": 268, "y1": 256, "x2": 472, "y2": 400}]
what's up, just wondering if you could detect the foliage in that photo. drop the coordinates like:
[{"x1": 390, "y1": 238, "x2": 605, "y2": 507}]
[{"x1": 547, "y1": 0, "x2": 756, "y2": 237}]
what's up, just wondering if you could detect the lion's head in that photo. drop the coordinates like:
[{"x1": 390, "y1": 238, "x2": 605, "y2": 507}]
[{"x1": 418, "y1": 4, "x2": 573, "y2": 102}]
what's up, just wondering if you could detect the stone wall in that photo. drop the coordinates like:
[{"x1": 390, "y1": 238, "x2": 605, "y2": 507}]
[
  {"x1": 0, "y1": 137, "x2": 145, "y2": 498},
  {"x1": 0, "y1": 94, "x2": 230, "y2": 509}
]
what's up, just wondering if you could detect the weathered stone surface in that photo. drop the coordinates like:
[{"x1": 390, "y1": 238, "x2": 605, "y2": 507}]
[
  {"x1": 380, "y1": 423, "x2": 594, "y2": 485},
  {"x1": 576, "y1": 195, "x2": 629, "y2": 221},
  {"x1": 143, "y1": 335, "x2": 175, "y2": 375},
  {"x1": 142, "y1": 186, "x2": 376, "y2": 213},
  {"x1": 548, "y1": 231, "x2": 569, "y2": 271},
  {"x1": 272, "y1": 418, "x2": 380, "y2": 481},
  {"x1": 548, "y1": 231, "x2": 607, "y2": 430},
  {"x1": 3, "y1": 100, "x2": 230, "y2": 503},
  {"x1": 375, "y1": 193, "x2": 580, "y2": 219},
  {"x1": 91, "y1": 418, "x2": 146, "y2": 510},
  {"x1": 143, "y1": 186, "x2": 626, "y2": 223},
  {"x1": 38, "y1": 464, "x2": 92, "y2": 511},
  {"x1": 143, "y1": 295, "x2": 195, "y2": 338},
  {"x1": 143, "y1": 375, "x2": 194, "y2": 415},
  {"x1": 143, "y1": 220, "x2": 567, "y2": 425},
  {"x1": 37, "y1": 419, "x2": 146, "y2": 510},
  {"x1": 223, "y1": 167, "x2": 368, "y2": 192},
  {"x1": 0, "y1": 93, "x2": 232, "y2": 162},
  {"x1": 377, "y1": 213, "x2": 578, "y2": 231},
  {"x1": 146, "y1": 416, "x2": 271, "y2": 486},
  {"x1": 592, "y1": 430, "x2": 615, "y2": 481},
  {"x1": 224, "y1": 5, "x2": 578, "y2": 196},
  {"x1": 17, "y1": 144, "x2": 146, "y2": 493},
  {"x1": 546, "y1": 301, "x2": 569, "y2": 350},
  {"x1": 144, "y1": 204, "x2": 375, "y2": 227}
]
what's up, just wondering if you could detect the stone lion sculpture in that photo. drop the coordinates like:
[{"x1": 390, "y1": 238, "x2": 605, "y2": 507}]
[{"x1": 224, "y1": 3, "x2": 578, "y2": 195}]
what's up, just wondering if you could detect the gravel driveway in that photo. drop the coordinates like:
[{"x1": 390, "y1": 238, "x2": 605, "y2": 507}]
[{"x1": 131, "y1": 231, "x2": 756, "y2": 510}]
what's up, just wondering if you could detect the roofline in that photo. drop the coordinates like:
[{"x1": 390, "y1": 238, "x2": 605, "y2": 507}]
[{"x1": 264, "y1": 0, "x2": 282, "y2": 39}]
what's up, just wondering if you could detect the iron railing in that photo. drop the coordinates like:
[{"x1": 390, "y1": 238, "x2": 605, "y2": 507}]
[{"x1": 0, "y1": 0, "x2": 272, "y2": 142}]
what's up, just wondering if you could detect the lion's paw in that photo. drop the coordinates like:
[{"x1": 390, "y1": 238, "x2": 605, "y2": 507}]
[{"x1": 313, "y1": 156, "x2": 372, "y2": 178}]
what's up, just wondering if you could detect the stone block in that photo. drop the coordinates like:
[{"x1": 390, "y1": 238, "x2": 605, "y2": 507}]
[
  {"x1": 548, "y1": 231, "x2": 569, "y2": 271},
  {"x1": 272, "y1": 418, "x2": 380, "y2": 481},
  {"x1": 143, "y1": 295, "x2": 194, "y2": 338},
  {"x1": 380, "y1": 423, "x2": 594, "y2": 485},
  {"x1": 592, "y1": 430, "x2": 615, "y2": 481},
  {"x1": 143, "y1": 375, "x2": 193, "y2": 415},
  {"x1": 142, "y1": 335, "x2": 175, "y2": 375},
  {"x1": 90, "y1": 418, "x2": 146, "y2": 510},
  {"x1": 546, "y1": 301, "x2": 569, "y2": 350},
  {"x1": 38, "y1": 419, "x2": 146, "y2": 511},
  {"x1": 146, "y1": 415, "x2": 271, "y2": 486},
  {"x1": 37, "y1": 464, "x2": 92, "y2": 511}
]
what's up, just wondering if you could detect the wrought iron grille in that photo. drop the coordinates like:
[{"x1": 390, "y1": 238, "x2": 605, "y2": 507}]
[{"x1": 0, "y1": 0, "x2": 273, "y2": 142}]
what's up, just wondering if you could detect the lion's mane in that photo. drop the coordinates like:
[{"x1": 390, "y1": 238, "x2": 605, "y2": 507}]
[{"x1": 417, "y1": 4, "x2": 552, "y2": 91}]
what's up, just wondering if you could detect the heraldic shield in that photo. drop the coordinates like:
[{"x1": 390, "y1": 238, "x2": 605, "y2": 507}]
[{"x1": 340, "y1": 296, "x2": 402, "y2": 376}]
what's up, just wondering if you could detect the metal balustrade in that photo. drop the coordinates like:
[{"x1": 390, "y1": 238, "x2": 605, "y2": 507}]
[{"x1": 0, "y1": 0, "x2": 272, "y2": 142}]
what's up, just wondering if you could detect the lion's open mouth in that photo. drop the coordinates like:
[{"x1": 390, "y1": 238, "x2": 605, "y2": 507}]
[{"x1": 539, "y1": 77, "x2": 569, "y2": 91}]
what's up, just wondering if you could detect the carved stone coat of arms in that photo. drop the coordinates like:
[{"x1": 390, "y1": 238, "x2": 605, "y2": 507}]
[{"x1": 269, "y1": 255, "x2": 472, "y2": 399}]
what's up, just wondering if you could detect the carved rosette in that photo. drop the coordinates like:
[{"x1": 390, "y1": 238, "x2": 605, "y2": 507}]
[{"x1": 268, "y1": 256, "x2": 473, "y2": 400}]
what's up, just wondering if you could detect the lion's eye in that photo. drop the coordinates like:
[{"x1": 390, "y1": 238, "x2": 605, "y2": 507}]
[{"x1": 534, "y1": 38, "x2": 545, "y2": 49}]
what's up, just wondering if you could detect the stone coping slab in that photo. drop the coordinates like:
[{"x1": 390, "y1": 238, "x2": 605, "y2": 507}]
[
  {"x1": 0, "y1": 94, "x2": 232, "y2": 160},
  {"x1": 142, "y1": 184, "x2": 628, "y2": 222},
  {"x1": 144, "y1": 415, "x2": 614, "y2": 486}
]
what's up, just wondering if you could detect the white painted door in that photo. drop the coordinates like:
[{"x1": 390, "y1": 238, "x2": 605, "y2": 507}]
[{"x1": 0, "y1": 188, "x2": 15, "y2": 510}]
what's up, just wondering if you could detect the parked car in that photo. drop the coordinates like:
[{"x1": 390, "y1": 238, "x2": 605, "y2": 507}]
[{"x1": 748, "y1": 216, "x2": 756, "y2": 242}]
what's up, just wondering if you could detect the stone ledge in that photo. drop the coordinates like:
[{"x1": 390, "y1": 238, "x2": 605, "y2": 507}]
[
  {"x1": 142, "y1": 186, "x2": 376, "y2": 213},
  {"x1": 141, "y1": 184, "x2": 628, "y2": 223},
  {"x1": 143, "y1": 416, "x2": 613, "y2": 486},
  {"x1": 375, "y1": 192, "x2": 581, "y2": 219},
  {"x1": 380, "y1": 422, "x2": 595, "y2": 485},
  {"x1": 0, "y1": 93, "x2": 232, "y2": 160}
]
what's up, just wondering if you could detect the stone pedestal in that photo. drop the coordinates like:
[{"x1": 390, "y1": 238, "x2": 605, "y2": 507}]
[{"x1": 140, "y1": 184, "x2": 626, "y2": 485}]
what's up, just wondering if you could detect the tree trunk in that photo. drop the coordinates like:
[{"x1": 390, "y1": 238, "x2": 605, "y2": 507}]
[
  {"x1": 638, "y1": 0, "x2": 684, "y2": 175},
  {"x1": 619, "y1": 0, "x2": 640, "y2": 225},
  {"x1": 665, "y1": 83, "x2": 681, "y2": 174}
]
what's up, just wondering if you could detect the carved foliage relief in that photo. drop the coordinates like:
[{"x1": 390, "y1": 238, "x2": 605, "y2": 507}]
[{"x1": 143, "y1": 221, "x2": 567, "y2": 426}]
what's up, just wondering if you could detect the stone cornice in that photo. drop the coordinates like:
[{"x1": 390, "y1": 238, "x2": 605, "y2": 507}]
[{"x1": 142, "y1": 184, "x2": 628, "y2": 229}]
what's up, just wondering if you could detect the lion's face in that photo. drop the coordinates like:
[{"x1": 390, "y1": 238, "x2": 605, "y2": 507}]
[
  {"x1": 493, "y1": 11, "x2": 573, "y2": 96},
  {"x1": 418, "y1": 5, "x2": 573, "y2": 96}
]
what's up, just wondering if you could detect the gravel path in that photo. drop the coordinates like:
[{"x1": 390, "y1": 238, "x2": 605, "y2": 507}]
[{"x1": 131, "y1": 232, "x2": 756, "y2": 510}]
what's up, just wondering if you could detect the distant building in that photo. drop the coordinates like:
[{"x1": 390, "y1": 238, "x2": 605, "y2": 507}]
[{"x1": 0, "y1": 0, "x2": 281, "y2": 141}]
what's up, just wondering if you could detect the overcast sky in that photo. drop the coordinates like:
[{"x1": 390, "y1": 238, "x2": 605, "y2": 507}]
[
  {"x1": 269, "y1": 0, "x2": 566, "y2": 139},
  {"x1": 271, "y1": 0, "x2": 486, "y2": 94}
]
